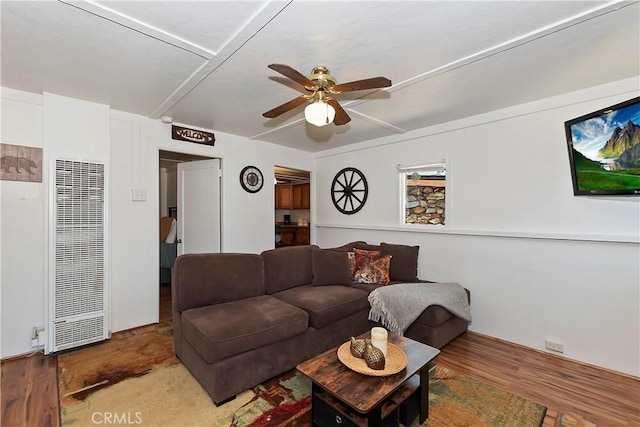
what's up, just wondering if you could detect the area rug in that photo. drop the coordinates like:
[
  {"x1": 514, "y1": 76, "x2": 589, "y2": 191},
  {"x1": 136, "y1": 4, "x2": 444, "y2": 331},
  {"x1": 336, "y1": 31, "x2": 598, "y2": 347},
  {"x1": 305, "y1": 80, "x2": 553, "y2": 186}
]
[
  {"x1": 59, "y1": 336, "x2": 545, "y2": 426},
  {"x1": 57, "y1": 328, "x2": 594, "y2": 427}
]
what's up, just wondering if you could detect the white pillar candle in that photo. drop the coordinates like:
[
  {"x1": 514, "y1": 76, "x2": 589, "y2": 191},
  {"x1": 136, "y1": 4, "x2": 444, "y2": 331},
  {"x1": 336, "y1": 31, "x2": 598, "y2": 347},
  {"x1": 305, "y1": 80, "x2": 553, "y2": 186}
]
[{"x1": 370, "y1": 327, "x2": 388, "y2": 358}]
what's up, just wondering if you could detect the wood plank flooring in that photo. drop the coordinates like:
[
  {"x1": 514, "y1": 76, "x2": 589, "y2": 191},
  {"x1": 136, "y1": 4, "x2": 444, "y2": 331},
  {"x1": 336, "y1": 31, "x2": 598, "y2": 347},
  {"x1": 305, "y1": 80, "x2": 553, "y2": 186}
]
[
  {"x1": 1, "y1": 350, "x2": 58, "y2": 427},
  {"x1": 436, "y1": 333, "x2": 640, "y2": 427},
  {"x1": 2, "y1": 283, "x2": 639, "y2": 427}
]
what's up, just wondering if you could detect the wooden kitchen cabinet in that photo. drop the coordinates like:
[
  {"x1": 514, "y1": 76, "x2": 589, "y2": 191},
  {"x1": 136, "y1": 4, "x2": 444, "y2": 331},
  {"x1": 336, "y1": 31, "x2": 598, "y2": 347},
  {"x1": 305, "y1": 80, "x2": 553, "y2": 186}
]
[
  {"x1": 292, "y1": 183, "x2": 310, "y2": 209},
  {"x1": 277, "y1": 183, "x2": 309, "y2": 210},
  {"x1": 279, "y1": 229, "x2": 296, "y2": 246},
  {"x1": 296, "y1": 226, "x2": 310, "y2": 245},
  {"x1": 275, "y1": 185, "x2": 293, "y2": 209},
  {"x1": 301, "y1": 183, "x2": 310, "y2": 209}
]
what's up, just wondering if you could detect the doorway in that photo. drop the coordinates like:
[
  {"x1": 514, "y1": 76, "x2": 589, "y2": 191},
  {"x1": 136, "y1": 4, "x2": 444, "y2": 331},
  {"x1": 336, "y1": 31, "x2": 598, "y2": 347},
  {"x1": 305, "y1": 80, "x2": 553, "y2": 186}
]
[
  {"x1": 158, "y1": 150, "x2": 218, "y2": 322},
  {"x1": 274, "y1": 166, "x2": 311, "y2": 247}
]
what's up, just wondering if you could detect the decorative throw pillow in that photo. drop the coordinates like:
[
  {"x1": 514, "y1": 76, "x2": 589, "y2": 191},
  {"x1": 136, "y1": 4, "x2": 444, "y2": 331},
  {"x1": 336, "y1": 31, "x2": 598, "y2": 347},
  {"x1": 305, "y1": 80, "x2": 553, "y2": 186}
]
[
  {"x1": 346, "y1": 251, "x2": 357, "y2": 280},
  {"x1": 353, "y1": 254, "x2": 392, "y2": 285},
  {"x1": 311, "y1": 248, "x2": 352, "y2": 286},
  {"x1": 380, "y1": 242, "x2": 419, "y2": 282},
  {"x1": 354, "y1": 248, "x2": 381, "y2": 271}
]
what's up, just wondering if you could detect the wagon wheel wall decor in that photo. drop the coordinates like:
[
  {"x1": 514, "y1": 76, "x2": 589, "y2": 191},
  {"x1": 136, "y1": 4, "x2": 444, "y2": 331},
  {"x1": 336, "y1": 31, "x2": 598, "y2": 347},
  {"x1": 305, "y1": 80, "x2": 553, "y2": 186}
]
[{"x1": 331, "y1": 167, "x2": 368, "y2": 214}]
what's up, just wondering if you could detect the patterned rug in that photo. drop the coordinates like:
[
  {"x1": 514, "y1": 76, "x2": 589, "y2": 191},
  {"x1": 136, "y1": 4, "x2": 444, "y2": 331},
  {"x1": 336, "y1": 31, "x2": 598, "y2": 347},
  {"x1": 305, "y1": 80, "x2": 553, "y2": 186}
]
[{"x1": 56, "y1": 327, "x2": 593, "y2": 427}]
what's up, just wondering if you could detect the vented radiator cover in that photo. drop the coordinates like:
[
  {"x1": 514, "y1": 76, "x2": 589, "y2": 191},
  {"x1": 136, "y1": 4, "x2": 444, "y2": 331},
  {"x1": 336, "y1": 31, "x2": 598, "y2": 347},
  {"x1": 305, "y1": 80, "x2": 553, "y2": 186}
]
[{"x1": 49, "y1": 159, "x2": 108, "y2": 352}]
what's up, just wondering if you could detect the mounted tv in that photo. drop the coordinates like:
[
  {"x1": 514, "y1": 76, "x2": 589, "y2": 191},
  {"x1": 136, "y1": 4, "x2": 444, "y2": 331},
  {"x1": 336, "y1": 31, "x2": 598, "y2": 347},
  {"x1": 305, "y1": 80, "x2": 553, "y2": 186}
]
[{"x1": 565, "y1": 96, "x2": 640, "y2": 196}]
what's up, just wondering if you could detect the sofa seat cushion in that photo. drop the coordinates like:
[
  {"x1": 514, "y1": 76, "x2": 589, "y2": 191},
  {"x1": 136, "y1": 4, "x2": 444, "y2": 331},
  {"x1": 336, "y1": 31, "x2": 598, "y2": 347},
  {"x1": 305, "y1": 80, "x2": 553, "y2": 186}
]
[
  {"x1": 274, "y1": 285, "x2": 370, "y2": 329},
  {"x1": 181, "y1": 295, "x2": 308, "y2": 363}
]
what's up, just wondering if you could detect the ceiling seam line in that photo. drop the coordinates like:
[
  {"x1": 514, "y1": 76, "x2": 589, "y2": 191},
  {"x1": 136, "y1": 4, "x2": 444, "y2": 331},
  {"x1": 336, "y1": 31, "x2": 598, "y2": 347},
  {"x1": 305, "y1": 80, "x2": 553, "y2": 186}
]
[
  {"x1": 149, "y1": 0, "x2": 295, "y2": 118},
  {"x1": 58, "y1": 0, "x2": 212, "y2": 60},
  {"x1": 347, "y1": 1, "x2": 636, "y2": 109},
  {"x1": 345, "y1": 110, "x2": 406, "y2": 134}
]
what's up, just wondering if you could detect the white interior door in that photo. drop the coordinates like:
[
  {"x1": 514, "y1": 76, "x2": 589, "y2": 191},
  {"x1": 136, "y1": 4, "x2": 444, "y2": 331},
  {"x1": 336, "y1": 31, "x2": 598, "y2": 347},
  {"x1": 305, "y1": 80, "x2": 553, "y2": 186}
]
[{"x1": 177, "y1": 159, "x2": 221, "y2": 255}]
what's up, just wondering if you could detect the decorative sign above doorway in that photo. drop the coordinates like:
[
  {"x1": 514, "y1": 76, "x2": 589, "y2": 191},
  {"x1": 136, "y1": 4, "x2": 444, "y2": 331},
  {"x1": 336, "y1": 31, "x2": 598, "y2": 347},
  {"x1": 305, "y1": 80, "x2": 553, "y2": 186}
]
[{"x1": 171, "y1": 125, "x2": 215, "y2": 146}]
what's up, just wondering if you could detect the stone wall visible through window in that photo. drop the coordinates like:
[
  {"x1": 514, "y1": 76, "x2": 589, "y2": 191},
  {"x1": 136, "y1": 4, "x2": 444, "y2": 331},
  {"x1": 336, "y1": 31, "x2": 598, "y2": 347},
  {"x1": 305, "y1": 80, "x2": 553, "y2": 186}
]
[{"x1": 401, "y1": 163, "x2": 446, "y2": 226}]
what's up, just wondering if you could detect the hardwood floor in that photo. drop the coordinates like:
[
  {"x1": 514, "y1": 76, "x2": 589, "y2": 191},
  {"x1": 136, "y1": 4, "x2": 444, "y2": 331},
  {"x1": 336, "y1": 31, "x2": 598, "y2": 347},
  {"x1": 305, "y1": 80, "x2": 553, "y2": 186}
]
[
  {"x1": 2, "y1": 283, "x2": 638, "y2": 427},
  {"x1": 436, "y1": 333, "x2": 640, "y2": 427},
  {"x1": 1, "y1": 350, "x2": 58, "y2": 427}
]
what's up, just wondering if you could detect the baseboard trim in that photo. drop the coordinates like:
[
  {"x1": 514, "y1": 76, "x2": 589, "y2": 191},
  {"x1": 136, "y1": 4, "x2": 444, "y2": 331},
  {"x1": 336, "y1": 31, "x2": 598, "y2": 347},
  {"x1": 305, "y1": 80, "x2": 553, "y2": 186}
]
[
  {"x1": 466, "y1": 331, "x2": 639, "y2": 380},
  {"x1": 1, "y1": 349, "x2": 45, "y2": 363}
]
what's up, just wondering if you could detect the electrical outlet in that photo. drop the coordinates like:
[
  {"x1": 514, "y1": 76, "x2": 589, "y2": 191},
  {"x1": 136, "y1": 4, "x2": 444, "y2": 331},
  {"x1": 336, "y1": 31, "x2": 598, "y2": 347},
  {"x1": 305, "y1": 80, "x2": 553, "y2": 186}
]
[
  {"x1": 31, "y1": 326, "x2": 45, "y2": 349},
  {"x1": 545, "y1": 338, "x2": 564, "y2": 353}
]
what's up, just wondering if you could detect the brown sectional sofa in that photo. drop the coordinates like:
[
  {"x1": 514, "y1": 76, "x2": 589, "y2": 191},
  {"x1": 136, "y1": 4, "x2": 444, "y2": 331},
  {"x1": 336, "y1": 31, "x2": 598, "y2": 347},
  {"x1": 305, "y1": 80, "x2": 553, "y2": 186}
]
[{"x1": 172, "y1": 242, "x2": 470, "y2": 405}]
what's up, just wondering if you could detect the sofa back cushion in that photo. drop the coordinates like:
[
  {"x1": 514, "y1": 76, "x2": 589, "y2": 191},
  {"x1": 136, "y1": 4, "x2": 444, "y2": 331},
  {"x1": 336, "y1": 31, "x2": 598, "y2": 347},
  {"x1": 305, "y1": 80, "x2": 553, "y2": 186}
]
[
  {"x1": 311, "y1": 248, "x2": 352, "y2": 286},
  {"x1": 262, "y1": 245, "x2": 317, "y2": 294},
  {"x1": 173, "y1": 253, "x2": 265, "y2": 312},
  {"x1": 380, "y1": 242, "x2": 419, "y2": 282},
  {"x1": 331, "y1": 241, "x2": 380, "y2": 252}
]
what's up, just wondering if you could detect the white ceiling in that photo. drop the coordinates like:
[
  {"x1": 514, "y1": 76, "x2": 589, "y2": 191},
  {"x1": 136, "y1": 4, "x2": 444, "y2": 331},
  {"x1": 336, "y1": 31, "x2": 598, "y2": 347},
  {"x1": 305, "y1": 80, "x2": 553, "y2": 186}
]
[{"x1": 2, "y1": 1, "x2": 639, "y2": 152}]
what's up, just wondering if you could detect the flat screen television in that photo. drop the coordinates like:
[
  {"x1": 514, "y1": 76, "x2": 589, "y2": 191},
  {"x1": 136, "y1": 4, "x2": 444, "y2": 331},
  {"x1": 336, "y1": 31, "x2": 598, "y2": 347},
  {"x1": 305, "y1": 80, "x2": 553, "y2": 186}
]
[{"x1": 564, "y1": 96, "x2": 640, "y2": 196}]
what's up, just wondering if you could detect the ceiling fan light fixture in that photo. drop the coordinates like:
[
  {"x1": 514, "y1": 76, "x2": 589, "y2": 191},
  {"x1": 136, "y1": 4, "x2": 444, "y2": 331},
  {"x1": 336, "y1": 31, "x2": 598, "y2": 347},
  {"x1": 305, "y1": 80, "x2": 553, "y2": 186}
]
[{"x1": 305, "y1": 100, "x2": 335, "y2": 127}]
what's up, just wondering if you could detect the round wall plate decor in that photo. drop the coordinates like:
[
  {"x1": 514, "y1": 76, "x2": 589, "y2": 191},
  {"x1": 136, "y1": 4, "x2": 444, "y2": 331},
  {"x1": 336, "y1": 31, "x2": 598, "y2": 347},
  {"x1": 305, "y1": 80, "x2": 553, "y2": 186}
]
[
  {"x1": 239, "y1": 166, "x2": 264, "y2": 193},
  {"x1": 331, "y1": 167, "x2": 368, "y2": 214}
]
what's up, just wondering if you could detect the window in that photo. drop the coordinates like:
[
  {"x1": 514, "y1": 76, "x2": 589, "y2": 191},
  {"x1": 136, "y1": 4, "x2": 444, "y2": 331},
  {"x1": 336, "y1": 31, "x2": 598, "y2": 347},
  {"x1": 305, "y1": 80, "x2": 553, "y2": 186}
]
[{"x1": 399, "y1": 162, "x2": 446, "y2": 225}]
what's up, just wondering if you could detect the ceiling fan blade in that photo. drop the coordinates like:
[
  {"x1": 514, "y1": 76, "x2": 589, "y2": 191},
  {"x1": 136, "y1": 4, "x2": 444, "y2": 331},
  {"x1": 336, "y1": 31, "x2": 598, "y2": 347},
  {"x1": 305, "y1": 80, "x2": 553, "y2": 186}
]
[
  {"x1": 268, "y1": 64, "x2": 318, "y2": 91},
  {"x1": 326, "y1": 98, "x2": 351, "y2": 125},
  {"x1": 329, "y1": 77, "x2": 392, "y2": 94},
  {"x1": 262, "y1": 95, "x2": 309, "y2": 118}
]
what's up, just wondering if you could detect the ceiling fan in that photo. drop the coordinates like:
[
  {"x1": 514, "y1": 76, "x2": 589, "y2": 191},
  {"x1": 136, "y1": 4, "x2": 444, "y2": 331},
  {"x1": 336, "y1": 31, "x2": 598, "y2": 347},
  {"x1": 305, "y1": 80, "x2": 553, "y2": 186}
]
[{"x1": 262, "y1": 64, "x2": 392, "y2": 127}]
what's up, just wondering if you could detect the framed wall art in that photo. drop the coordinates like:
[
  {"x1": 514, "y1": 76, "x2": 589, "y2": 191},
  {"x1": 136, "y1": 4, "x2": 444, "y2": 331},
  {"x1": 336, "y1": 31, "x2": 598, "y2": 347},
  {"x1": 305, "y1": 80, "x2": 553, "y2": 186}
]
[{"x1": 0, "y1": 143, "x2": 43, "y2": 182}]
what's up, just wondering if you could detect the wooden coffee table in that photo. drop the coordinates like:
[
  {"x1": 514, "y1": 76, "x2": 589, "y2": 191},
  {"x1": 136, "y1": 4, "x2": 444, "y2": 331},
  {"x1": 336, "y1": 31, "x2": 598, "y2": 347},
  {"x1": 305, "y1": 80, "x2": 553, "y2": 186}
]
[{"x1": 297, "y1": 333, "x2": 439, "y2": 427}]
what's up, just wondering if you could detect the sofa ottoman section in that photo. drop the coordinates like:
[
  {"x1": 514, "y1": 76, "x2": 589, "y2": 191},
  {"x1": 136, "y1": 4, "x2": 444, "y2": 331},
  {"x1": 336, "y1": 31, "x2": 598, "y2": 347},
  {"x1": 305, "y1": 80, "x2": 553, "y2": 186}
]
[
  {"x1": 404, "y1": 316, "x2": 469, "y2": 349},
  {"x1": 182, "y1": 295, "x2": 308, "y2": 364},
  {"x1": 273, "y1": 285, "x2": 370, "y2": 328},
  {"x1": 397, "y1": 288, "x2": 471, "y2": 349}
]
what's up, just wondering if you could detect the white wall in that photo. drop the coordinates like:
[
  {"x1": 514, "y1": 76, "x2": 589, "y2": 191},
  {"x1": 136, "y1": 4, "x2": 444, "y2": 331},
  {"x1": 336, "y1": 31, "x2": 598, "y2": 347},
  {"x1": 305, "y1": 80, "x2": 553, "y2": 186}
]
[
  {"x1": 1, "y1": 90, "x2": 314, "y2": 357},
  {"x1": 159, "y1": 168, "x2": 168, "y2": 217},
  {"x1": 1, "y1": 91, "x2": 111, "y2": 357},
  {"x1": 108, "y1": 112, "x2": 315, "y2": 333},
  {"x1": 166, "y1": 168, "x2": 177, "y2": 212},
  {"x1": 1, "y1": 89, "x2": 45, "y2": 357},
  {"x1": 314, "y1": 77, "x2": 640, "y2": 376}
]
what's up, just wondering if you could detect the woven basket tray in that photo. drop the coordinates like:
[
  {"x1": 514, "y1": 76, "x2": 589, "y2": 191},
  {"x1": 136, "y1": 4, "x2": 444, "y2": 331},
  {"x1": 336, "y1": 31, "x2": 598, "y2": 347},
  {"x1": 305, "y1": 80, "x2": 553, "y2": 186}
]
[{"x1": 337, "y1": 342, "x2": 408, "y2": 376}]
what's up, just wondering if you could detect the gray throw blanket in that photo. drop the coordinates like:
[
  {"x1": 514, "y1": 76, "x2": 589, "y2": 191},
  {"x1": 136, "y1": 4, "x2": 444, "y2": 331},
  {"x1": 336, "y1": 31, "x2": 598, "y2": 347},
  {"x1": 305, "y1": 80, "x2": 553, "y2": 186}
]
[{"x1": 368, "y1": 282, "x2": 471, "y2": 334}]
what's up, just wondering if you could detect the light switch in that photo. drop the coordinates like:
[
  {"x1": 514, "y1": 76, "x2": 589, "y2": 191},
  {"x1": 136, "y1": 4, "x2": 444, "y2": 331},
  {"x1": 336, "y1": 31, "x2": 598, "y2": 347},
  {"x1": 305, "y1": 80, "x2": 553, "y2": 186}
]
[{"x1": 131, "y1": 188, "x2": 146, "y2": 201}]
